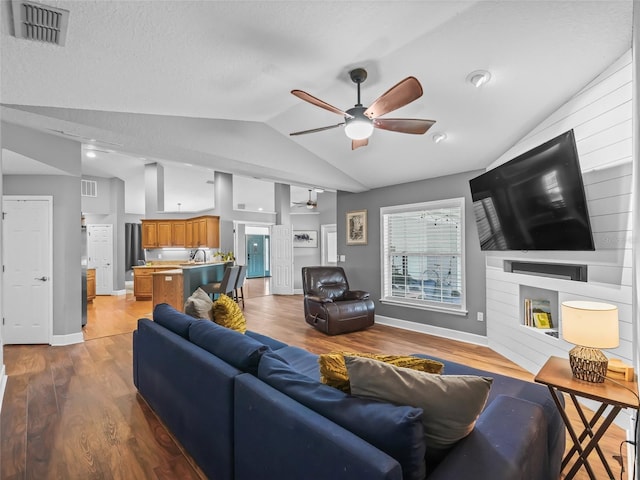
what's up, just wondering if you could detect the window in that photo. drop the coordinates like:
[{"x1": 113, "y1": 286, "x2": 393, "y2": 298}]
[{"x1": 381, "y1": 198, "x2": 466, "y2": 314}]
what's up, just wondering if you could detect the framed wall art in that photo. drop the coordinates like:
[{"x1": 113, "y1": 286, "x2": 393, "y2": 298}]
[
  {"x1": 346, "y1": 209, "x2": 367, "y2": 245},
  {"x1": 293, "y1": 230, "x2": 318, "y2": 248}
]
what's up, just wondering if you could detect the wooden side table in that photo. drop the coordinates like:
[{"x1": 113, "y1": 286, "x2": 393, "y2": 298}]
[{"x1": 534, "y1": 356, "x2": 638, "y2": 480}]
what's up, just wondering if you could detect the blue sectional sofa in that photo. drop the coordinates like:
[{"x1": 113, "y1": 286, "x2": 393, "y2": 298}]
[{"x1": 133, "y1": 304, "x2": 565, "y2": 480}]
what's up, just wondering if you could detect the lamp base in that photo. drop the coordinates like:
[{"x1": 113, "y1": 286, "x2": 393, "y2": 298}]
[{"x1": 569, "y1": 346, "x2": 608, "y2": 383}]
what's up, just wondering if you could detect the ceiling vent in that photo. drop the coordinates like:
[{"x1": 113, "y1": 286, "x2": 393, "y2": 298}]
[
  {"x1": 11, "y1": 0, "x2": 69, "y2": 46},
  {"x1": 81, "y1": 179, "x2": 97, "y2": 198}
]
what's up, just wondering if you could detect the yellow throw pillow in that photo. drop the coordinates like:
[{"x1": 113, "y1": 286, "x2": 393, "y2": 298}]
[
  {"x1": 319, "y1": 352, "x2": 444, "y2": 393},
  {"x1": 212, "y1": 294, "x2": 247, "y2": 333}
]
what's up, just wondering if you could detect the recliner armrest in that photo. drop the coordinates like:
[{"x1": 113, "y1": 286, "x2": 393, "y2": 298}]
[
  {"x1": 344, "y1": 290, "x2": 370, "y2": 301},
  {"x1": 305, "y1": 295, "x2": 334, "y2": 304}
]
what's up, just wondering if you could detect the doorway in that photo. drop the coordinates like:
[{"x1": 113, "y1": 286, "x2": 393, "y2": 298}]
[{"x1": 2, "y1": 196, "x2": 53, "y2": 344}]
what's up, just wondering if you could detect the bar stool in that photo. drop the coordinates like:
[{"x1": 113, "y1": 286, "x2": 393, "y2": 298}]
[
  {"x1": 233, "y1": 265, "x2": 247, "y2": 308},
  {"x1": 200, "y1": 265, "x2": 239, "y2": 301}
]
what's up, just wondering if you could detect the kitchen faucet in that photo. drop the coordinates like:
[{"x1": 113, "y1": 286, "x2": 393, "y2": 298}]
[{"x1": 191, "y1": 249, "x2": 206, "y2": 263}]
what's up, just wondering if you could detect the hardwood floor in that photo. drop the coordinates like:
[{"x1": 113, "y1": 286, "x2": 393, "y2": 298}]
[{"x1": 1, "y1": 280, "x2": 631, "y2": 479}]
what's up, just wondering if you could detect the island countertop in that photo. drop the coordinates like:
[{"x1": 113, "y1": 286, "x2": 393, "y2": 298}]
[{"x1": 150, "y1": 262, "x2": 228, "y2": 310}]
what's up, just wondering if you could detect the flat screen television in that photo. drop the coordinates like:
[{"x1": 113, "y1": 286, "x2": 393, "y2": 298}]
[{"x1": 469, "y1": 130, "x2": 594, "y2": 251}]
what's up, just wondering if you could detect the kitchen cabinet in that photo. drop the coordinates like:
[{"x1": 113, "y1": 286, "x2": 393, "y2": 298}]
[
  {"x1": 172, "y1": 221, "x2": 186, "y2": 246},
  {"x1": 133, "y1": 266, "x2": 177, "y2": 300},
  {"x1": 157, "y1": 221, "x2": 172, "y2": 247},
  {"x1": 194, "y1": 216, "x2": 220, "y2": 248},
  {"x1": 141, "y1": 217, "x2": 218, "y2": 248},
  {"x1": 141, "y1": 220, "x2": 158, "y2": 248},
  {"x1": 87, "y1": 268, "x2": 96, "y2": 303}
]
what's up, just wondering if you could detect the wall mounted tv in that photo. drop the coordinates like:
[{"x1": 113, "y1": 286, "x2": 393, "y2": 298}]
[{"x1": 469, "y1": 130, "x2": 595, "y2": 251}]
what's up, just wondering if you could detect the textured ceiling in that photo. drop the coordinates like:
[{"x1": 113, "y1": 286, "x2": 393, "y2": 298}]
[{"x1": 0, "y1": 0, "x2": 633, "y2": 214}]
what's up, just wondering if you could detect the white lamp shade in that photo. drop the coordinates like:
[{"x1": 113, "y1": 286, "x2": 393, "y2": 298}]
[
  {"x1": 344, "y1": 119, "x2": 374, "y2": 140},
  {"x1": 561, "y1": 301, "x2": 619, "y2": 349}
]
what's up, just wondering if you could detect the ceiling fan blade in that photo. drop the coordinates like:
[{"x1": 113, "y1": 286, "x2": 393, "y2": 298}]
[
  {"x1": 352, "y1": 138, "x2": 369, "y2": 150},
  {"x1": 290, "y1": 122, "x2": 345, "y2": 136},
  {"x1": 373, "y1": 118, "x2": 436, "y2": 135},
  {"x1": 364, "y1": 77, "x2": 423, "y2": 119},
  {"x1": 291, "y1": 90, "x2": 353, "y2": 118}
]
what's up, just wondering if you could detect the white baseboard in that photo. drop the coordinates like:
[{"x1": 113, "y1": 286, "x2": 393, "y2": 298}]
[
  {"x1": 0, "y1": 364, "x2": 6, "y2": 414},
  {"x1": 375, "y1": 315, "x2": 489, "y2": 347},
  {"x1": 112, "y1": 289, "x2": 126, "y2": 296},
  {"x1": 51, "y1": 332, "x2": 84, "y2": 346},
  {"x1": 294, "y1": 288, "x2": 304, "y2": 295}
]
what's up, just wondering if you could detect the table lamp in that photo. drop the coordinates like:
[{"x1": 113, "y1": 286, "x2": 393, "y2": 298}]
[{"x1": 561, "y1": 301, "x2": 619, "y2": 383}]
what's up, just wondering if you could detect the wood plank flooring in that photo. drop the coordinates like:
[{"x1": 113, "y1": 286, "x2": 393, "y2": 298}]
[{"x1": 1, "y1": 280, "x2": 631, "y2": 479}]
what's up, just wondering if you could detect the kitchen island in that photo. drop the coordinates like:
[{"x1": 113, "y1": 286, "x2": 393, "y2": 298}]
[{"x1": 148, "y1": 262, "x2": 228, "y2": 311}]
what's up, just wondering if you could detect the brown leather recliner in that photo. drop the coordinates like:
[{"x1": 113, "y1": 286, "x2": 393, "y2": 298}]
[{"x1": 302, "y1": 266, "x2": 375, "y2": 335}]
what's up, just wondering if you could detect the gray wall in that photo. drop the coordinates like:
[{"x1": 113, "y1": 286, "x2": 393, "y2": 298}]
[
  {"x1": 4, "y1": 175, "x2": 83, "y2": 336},
  {"x1": 2, "y1": 124, "x2": 83, "y2": 337},
  {"x1": 82, "y1": 175, "x2": 126, "y2": 291},
  {"x1": 337, "y1": 169, "x2": 487, "y2": 336}
]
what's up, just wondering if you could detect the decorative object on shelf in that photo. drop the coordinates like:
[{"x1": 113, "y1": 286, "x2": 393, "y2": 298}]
[
  {"x1": 293, "y1": 230, "x2": 318, "y2": 248},
  {"x1": 561, "y1": 301, "x2": 619, "y2": 383},
  {"x1": 346, "y1": 209, "x2": 367, "y2": 245},
  {"x1": 524, "y1": 298, "x2": 553, "y2": 328},
  {"x1": 607, "y1": 358, "x2": 634, "y2": 382}
]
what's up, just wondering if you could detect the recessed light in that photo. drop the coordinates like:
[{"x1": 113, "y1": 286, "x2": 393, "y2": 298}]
[
  {"x1": 313, "y1": 187, "x2": 325, "y2": 193},
  {"x1": 184, "y1": 163, "x2": 193, "y2": 167},
  {"x1": 86, "y1": 151, "x2": 96, "y2": 158},
  {"x1": 432, "y1": 132, "x2": 447, "y2": 144},
  {"x1": 466, "y1": 70, "x2": 492, "y2": 88}
]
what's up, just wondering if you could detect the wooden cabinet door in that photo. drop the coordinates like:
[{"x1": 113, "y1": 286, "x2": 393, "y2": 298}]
[
  {"x1": 185, "y1": 220, "x2": 194, "y2": 247},
  {"x1": 172, "y1": 221, "x2": 186, "y2": 247},
  {"x1": 141, "y1": 221, "x2": 158, "y2": 248},
  {"x1": 206, "y1": 216, "x2": 220, "y2": 248},
  {"x1": 197, "y1": 218, "x2": 207, "y2": 247},
  {"x1": 157, "y1": 221, "x2": 172, "y2": 247},
  {"x1": 133, "y1": 268, "x2": 154, "y2": 299}
]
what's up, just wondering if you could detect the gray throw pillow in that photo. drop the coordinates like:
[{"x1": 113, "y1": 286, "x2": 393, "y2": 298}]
[
  {"x1": 345, "y1": 356, "x2": 492, "y2": 453},
  {"x1": 184, "y1": 287, "x2": 214, "y2": 320}
]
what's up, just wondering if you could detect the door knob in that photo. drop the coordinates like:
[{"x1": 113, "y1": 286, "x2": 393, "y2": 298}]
[{"x1": 34, "y1": 276, "x2": 48, "y2": 281}]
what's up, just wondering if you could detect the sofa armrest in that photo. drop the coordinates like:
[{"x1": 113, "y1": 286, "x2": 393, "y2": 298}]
[
  {"x1": 234, "y1": 374, "x2": 402, "y2": 480},
  {"x1": 344, "y1": 290, "x2": 371, "y2": 300},
  {"x1": 428, "y1": 395, "x2": 550, "y2": 480},
  {"x1": 306, "y1": 295, "x2": 334, "y2": 304}
]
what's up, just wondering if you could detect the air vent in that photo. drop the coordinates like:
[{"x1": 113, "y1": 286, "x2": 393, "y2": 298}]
[
  {"x1": 11, "y1": 0, "x2": 69, "y2": 46},
  {"x1": 81, "y1": 179, "x2": 97, "y2": 198}
]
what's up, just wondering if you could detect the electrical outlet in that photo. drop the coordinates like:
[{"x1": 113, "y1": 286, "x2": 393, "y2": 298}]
[
  {"x1": 158, "y1": 253, "x2": 162, "y2": 259},
  {"x1": 477, "y1": 312, "x2": 484, "y2": 322}
]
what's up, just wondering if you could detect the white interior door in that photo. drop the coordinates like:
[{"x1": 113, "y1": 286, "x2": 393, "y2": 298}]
[
  {"x1": 271, "y1": 225, "x2": 293, "y2": 295},
  {"x1": 2, "y1": 196, "x2": 52, "y2": 344},
  {"x1": 87, "y1": 224, "x2": 113, "y2": 295}
]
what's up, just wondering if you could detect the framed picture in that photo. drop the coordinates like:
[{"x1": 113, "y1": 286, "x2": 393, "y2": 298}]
[
  {"x1": 346, "y1": 209, "x2": 367, "y2": 245},
  {"x1": 293, "y1": 230, "x2": 318, "y2": 248}
]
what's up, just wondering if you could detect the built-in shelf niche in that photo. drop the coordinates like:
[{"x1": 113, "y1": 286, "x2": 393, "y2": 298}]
[{"x1": 519, "y1": 285, "x2": 559, "y2": 338}]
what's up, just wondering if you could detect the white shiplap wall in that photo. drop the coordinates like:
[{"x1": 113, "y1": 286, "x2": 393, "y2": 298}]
[{"x1": 484, "y1": 50, "x2": 634, "y2": 379}]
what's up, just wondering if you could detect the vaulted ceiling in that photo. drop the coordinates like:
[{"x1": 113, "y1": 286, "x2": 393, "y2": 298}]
[{"x1": 1, "y1": 1, "x2": 633, "y2": 213}]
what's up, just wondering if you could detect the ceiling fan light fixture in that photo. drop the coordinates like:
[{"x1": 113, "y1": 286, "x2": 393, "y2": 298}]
[
  {"x1": 344, "y1": 106, "x2": 374, "y2": 140},
  {"x1": 467, "y1": 70, "x2": 492, "y2": 88}
]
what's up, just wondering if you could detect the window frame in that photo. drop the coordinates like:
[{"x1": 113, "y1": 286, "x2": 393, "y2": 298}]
[{"x1": 379, "y1": 197, "x2": 467, "y2": 315}]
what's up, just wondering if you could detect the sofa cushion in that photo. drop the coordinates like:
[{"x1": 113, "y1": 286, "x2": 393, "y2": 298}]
[
  {"x1": 245, "y1": 331, "x2": 288, "y2": 351},
  {"x1": 258, "y1": 351, "x2": 426, "y2": 480},
  {"x1": 153, "y1": 303, "x2": 196, "y2": 338},
  {"x1": 346, "y1": 356, "x2": 492, "y2": 464},
  {"x1": 319, "y1": 352, "x2": 444, "y2": 392},
  {"x1": 212, "y1": 294, "x2": 247, "y2": 333},
  {"x1": 189, "y1": 319, "x2": 268, "y2": 375},
  {"x1": 184, "y1": 287, "x2": 214, "y2": 320}
]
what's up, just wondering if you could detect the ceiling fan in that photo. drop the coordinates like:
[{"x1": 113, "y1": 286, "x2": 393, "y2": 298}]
[
  {"x1": 292, "y1": 189, "x2": 318, "y2": 210},
  {"x1": 290, "y1": 68, "x2": 436, "y2": 150}
]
